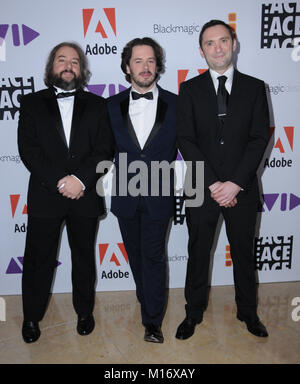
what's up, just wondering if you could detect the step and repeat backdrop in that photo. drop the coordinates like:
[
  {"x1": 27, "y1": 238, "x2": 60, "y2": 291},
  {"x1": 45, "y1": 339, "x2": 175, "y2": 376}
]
[{"x1": 1, "y1": 0, "x2": 299, "y2": 294}]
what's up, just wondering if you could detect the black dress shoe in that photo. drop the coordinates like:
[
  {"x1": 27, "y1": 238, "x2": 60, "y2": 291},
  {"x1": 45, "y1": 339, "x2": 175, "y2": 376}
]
[
  {"x1": 144, "y1": 324, "x2": 164, "y2": 343},
  {"x1": 22, "y1": 321, "x2": 41, "y2": 343},
  {"x1": 175, "y1": 316, "x2": 202, "y2": 340},
  {"x1": 237, "y1": 315, "x2": 268, "y2": 337},
  {"x1": 77, "y1": 314, "x2": 95, "y2": 336}
]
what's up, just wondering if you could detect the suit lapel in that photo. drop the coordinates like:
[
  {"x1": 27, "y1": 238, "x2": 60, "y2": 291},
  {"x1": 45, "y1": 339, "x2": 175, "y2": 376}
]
[
  {"x1": 69, "y1": 91, "x2": 87, "y2": 148},
  {"x1": 143, "y1": 94, "x2": 167, "y2": 149},
  {"x1": 44, "y1": 90, "x2": 68, "y2": 148},
  {"x1": 120, "y1": 93, "x2": 141, "y2": 150}
]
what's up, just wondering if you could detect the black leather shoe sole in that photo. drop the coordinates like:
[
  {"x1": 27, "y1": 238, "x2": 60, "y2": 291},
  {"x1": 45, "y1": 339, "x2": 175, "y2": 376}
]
[
  {"x1": 175, "y1": 317, "x2": 202, "y2": 340},
  {"x1": 237, "y1": 315, "x2": 268, "y2": 337},
  {"x1": 77, "y1": 315, "x2": 95, "y2": 336},
  {"x1": 144, "y1": 325, "x2": 164, "y2": 343},
  {"x1": 22, "y1": 321, "x2": 41, "y2": 343}
]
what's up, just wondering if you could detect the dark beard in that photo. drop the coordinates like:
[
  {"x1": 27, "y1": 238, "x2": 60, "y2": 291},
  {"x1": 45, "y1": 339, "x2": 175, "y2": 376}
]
[{"x1": 50, "y1": 71, "x2": 83, "y2": 91}]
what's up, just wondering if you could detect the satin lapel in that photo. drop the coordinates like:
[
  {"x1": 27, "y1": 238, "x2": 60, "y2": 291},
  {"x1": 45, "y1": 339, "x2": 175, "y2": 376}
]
[
  {"x1": 69, "y1": 92, "x2": 87, "y2": 148},
  {"x1": 143, "y1": 95, "x2": 167, "y2": 150},
  {"x1": 120, "y1": 94, "x2": 141, "y2": 150},
  {"x1": 44, "y1": 90, "x2": 68, "y2": 148},
  {"x1": 201, "y1": 71, "x2": 219, "y2": 125}
]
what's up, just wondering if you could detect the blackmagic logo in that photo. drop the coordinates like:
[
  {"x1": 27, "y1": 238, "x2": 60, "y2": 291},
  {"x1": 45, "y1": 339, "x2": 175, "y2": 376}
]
[
  {"x1": 0, "y1": 77, "x2": 34, "y2": 120},
  {"x1": 261, "y1": 2, "x2": 300, "y2": 48},
  {"x1": 255, "y1": 235, "x2": 293, "y2": 271}
]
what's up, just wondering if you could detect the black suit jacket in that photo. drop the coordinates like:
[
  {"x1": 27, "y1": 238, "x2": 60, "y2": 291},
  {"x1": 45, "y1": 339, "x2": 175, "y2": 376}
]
[
  {"x1": 107, "y1": 85, "x2": 177, "y2": 220},
  {"x1": 18, "y1": 87, "x2": 114, "y2": 217},
  {"x1": 177, "y1": 69, "x2": 269, "y2": 203}
]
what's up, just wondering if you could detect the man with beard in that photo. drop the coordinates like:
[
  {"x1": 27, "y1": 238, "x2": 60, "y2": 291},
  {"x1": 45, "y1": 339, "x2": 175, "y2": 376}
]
[
  {"x1": 107, "y1": 38, "x2": 177, "y2": 343},
  {"x1": 18, "y1": 42, "x2": 114, "y2": 343}
]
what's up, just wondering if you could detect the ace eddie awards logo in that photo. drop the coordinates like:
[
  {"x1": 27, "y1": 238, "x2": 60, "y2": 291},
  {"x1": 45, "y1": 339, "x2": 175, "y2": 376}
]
[{"x1": 82, "y1": 8, "x2": 118, "y2": 56}]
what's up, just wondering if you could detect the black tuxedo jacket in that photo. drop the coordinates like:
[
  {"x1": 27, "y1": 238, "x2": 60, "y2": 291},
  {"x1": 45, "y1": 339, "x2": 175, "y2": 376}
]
[
  {"x1": 18, "y1": 87, "x2": 114, "y2": 217},
  {"x1": 177, "y1": 69, "x2": 270, "y2": 203},
  {"x1": 107, "y1": 85, "x2": 177, "y2": 220}
]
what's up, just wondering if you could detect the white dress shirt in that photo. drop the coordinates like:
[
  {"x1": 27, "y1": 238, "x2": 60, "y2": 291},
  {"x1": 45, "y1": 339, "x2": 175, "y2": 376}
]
[
  {"x1": 129, "y1": 84, "x2": 158, "y2": 149},
  {"x1": 209, "y1": 65, "x2": 234, "y2": 95},
  {"x1": 54, "y1": 86, "x2": 85, "y2": 190},
  {"x1": 54, "y1": 86, "x2": 75, "y2": 147}
]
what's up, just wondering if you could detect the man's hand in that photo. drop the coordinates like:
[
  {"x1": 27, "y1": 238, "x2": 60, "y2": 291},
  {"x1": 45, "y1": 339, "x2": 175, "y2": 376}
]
[
  {"x1": 210, "y1": 181, "x2": 241, "y2": 206},
  {"x1": 57, "y1": 176, "x2": 83, "y2": 199}
]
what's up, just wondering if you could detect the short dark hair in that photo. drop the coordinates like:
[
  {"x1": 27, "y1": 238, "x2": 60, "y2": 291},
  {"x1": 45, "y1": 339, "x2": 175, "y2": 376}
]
[
  {"x1": 121, "y1": 37, "x2": 165, "y2": 83},
  {"x1": 44, "y1": 42, "x2": 91, "y2": 88},
  {"x1": 199, "y1": 20, "x2": 236, "y2": 49}
]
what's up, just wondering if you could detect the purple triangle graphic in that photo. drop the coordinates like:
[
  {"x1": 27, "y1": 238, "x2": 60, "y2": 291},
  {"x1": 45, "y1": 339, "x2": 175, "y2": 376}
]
[
  {"x1": 119, "y1": 84, "x2": 128, "y2": 93},
  {"x1": 176, "y1": 151, "x2": 183, "y2": 160},
  {"x1": 6, "y1": 258, "x2": 22, "y2": 274},
  {"x1": 56, "y1": 260, "x2": 61, "y2": 267},
  {"x1": 22, "y1": 24, "x2": 39, "y2": 45},
  {"x1": 17, "y1": 256, "x2": 24, "y2": 265},
  {"x1": 290, "y1": 193, "x2": 300, "y2": 211},
  {"x1": 262, "y1": 193, "x2": 279, "y2": 212},
  {"x1": 0, "y1": 24, "x2": 9, "y2": 40},
  {"x1": 87, "y1": 84, "x2": 106, "y2": 97}
]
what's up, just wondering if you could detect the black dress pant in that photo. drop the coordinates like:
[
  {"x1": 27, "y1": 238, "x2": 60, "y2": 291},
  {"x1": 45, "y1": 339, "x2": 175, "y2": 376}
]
[
  {"x1": 22, "y1": 214, "x2": 98, "y2": 321},
  {"x1": 184, "y1": 192, "x2": 259, "y2": 323},
  {"x1": 117, "y1": 198, "x2": 170, "y2": 326}
]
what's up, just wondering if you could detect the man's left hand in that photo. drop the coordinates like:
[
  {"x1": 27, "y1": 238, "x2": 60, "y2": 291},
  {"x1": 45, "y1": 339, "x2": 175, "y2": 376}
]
[
  {"x1": 210, "y1": 181, "x2": 241, "y2": 206},
  {"x1": 57, "y1": 176, "x2": 83, "y2": 199}
]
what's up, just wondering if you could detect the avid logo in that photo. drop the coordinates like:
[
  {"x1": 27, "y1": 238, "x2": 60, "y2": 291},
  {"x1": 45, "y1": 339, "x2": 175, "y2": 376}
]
[
  {"x1": 6, "y1": 257, "x2": 61, "y2": 274},
  {"x1": 0, "y1": 24, "x2": 39, "y2": 46},
  {"x1": 264, "y1": 126, "x2": 295, "y2": 168},
  {"x1": 98, "y1": 243, "x2": 130, "y2": 279},
  {"x1": 261, "y1": 2, "x2": 300, "y2": 48},
  {"x1": 178, "y1": 69, "x2": 207, "y2": 92},
  {"x1": 261, "y1": 193, "x2": 300, "y2": 212},
  {"x1": 0, "y1": 77, "x2": 35, "y2": 121},
  {"x1": 10, "y1": 194, "x2": 27, "y2": 233},
  {"x1": 255, "y1": 235, "x2": 293, "y2": 271},
  {"x1": 82, "y1": 8, "x2": 117, "y2": 56},
  {"x1": 87, "y1": 84, "x2": 128, "y2": 98}
]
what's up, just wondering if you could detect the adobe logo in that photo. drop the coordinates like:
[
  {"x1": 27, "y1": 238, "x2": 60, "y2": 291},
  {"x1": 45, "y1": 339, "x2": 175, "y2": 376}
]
[
  {"x1": 261, "y1": 193, "x2": 300, "y2": 212},
  {"x1": 270, "y1": 126, "x2": 294, "y2": 153},
  {"x1": 178, "y1": 69, "x2": 207, "y2": 92},
  {"x1": 10, "y1": 194, "x2": 27, "y2": 218},
  {"x1": 99, "y1": 243, "x2": 129, "y2": 267},
  {"x1": 0, "y1": 24, "x2": 39, "y2": 46},
  {"x1": 82, "y1": 8, "x2": 116, "y2": 38}
]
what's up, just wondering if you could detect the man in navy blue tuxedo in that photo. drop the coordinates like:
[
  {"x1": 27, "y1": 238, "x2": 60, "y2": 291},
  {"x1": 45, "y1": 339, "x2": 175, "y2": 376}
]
[{"x1": 107, "y1": 37, "x2": 177, "y2": 343}]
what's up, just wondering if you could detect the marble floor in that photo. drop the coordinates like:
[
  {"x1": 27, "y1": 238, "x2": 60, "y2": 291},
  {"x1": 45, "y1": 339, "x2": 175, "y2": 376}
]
[{"x1": 0, "y1": 282, "x2": 299, "y2": 364}]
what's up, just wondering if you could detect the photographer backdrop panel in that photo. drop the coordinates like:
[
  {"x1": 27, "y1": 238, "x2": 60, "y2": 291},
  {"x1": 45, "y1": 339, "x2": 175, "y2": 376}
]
[{"x1": 1, "y1": 0, "x2": 299, "y2": 294}]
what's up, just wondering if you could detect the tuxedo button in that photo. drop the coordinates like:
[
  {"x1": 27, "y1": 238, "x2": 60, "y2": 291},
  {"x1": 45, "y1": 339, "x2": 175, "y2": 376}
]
[
  {"x1": 140, "y1": 154, "x2": 146, "y2": 158},
  {"x1": 70, "y1": 154, "x2": 76, "y2": 159}
]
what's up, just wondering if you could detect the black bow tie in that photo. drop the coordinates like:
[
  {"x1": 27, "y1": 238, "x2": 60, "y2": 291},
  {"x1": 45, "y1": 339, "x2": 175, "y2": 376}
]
[
  {"x1": 131, "y1": 91, "x2": 153, "y2": 100},
  {"x1": 56, "y1": 91, "x2": 76, "y2": 99}
]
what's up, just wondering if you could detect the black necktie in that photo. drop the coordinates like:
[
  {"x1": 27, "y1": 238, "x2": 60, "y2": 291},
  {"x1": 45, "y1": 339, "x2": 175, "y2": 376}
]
[
  {"x1": 56, "y1": 91, "x2": 76, "y2": 99},
  {"x1": 217, "y1": 76, "x2": 229, "y2": 117},
  {"x1": 131, "y1": 91, "x2": 153, "y2": 100}
]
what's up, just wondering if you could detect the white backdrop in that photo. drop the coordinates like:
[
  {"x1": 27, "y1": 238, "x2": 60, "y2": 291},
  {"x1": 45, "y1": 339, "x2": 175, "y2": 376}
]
[{"x1": 1, "y1": 0, "x2": 299, "y2": 295}]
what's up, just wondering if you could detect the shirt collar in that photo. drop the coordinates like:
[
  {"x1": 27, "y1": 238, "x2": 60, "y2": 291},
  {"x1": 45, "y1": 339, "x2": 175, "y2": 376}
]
[{"x1": 209, "y1": 65, "x2": 234, "y2": 84}]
